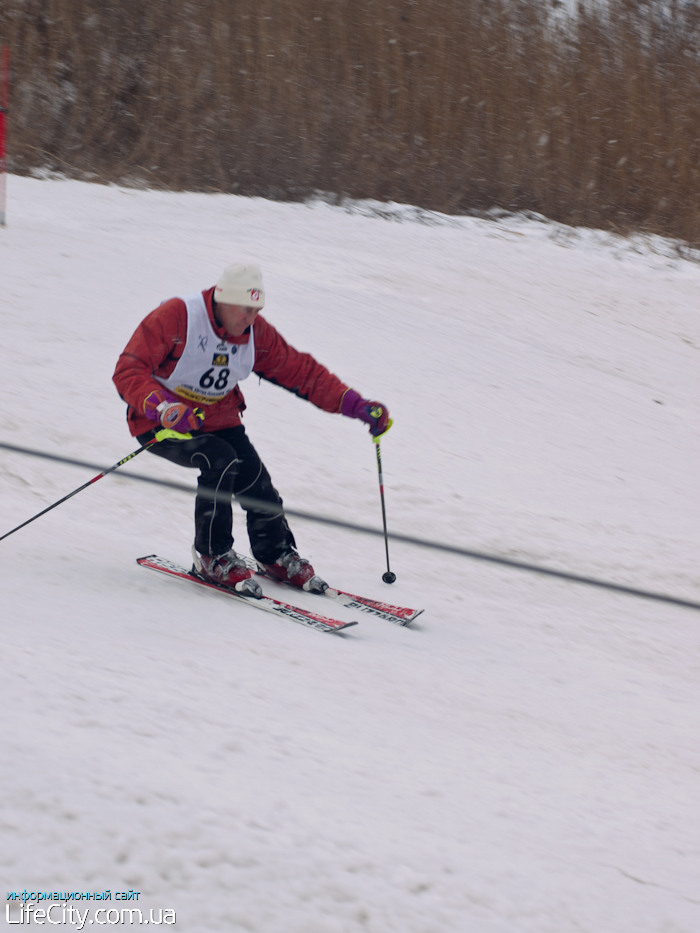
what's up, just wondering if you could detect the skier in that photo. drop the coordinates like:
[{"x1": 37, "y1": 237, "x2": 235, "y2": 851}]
[{"x1": 113, "y1": 263, "x2": 390, "y2": 596}]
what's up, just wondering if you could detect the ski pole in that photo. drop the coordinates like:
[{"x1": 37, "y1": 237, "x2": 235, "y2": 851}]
[
  {"x1": 0, "y1": 437, "x2": 159, "y2": 543},
  {"x1": 373, "y1": 427, "x2": 396, "y2": 584}
]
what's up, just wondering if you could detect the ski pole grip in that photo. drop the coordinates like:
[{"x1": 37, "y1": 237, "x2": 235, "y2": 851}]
[
  {"x1": 154, "y1": 428, "x2": 196, "y2": 442},
  {"x1": 372, "y1": 418, "x2": 393, "y2": 444}
]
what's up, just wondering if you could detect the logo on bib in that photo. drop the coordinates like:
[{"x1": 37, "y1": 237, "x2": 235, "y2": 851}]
[{"x1": 212, "y1": 353, "x2": 229, "y2": 367}]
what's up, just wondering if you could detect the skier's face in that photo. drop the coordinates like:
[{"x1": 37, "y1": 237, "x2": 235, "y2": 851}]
[{"x1": 216, "y1": 302, "x2": 260, "y2": 337}]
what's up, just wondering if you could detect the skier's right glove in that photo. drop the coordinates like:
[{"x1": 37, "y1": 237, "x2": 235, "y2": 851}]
[{"x1": 144, "y1": 389, "x2": 204, "y2": 434}]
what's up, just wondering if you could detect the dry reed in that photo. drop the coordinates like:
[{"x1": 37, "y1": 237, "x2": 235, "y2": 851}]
[{"x1": 2, "y1": 0, "x2": 700, "y2": 243}]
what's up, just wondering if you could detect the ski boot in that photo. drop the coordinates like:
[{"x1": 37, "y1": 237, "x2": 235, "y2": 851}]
[
  {"x1": 192, "y1": 546, "x2": 262, "y2": 597},
  {"x1": 259, "y1": 549, "x2": 328, "y2": 594}
]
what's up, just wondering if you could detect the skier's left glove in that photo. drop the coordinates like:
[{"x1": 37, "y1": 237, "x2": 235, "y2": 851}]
[
  {"x1": 144, "y1": 389, "x2": 204, "y2": 434},
  {"x1": 341, "y1": 389, "x2": 391, "y2": 438}
]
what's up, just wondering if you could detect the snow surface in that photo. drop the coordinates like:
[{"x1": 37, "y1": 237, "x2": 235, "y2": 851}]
[{"x1": 1, "y1": 175, "x2": 699, "y2": 931}]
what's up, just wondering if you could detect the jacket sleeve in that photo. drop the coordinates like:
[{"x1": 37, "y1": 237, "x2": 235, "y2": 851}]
[
  {"x1": 252, "y1": 315, "x2": 349, "y2": 414},
  {"x1": 112, "y1": 299, "x2": 187, "y2": 414}
]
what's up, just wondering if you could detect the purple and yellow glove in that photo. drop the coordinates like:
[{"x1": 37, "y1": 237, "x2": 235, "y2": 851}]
[
  {"x1": 144, "y1": 389, "x2": 204, "y2": 434},
  {"x1": 341, "y1": 389, "x2": 391, "y2": 438}
]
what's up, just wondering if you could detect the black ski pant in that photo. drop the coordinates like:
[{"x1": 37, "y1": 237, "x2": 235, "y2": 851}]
[{"x1": 137, "y1": 425, "x2": 296, "y2": 562}]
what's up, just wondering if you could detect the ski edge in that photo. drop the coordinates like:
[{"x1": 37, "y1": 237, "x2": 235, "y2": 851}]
[
  {"x1": 137, "y1": 555, "x2": 358, "y2": 634},
  {"x1": 327, "y1": 590, "x2": 423, "y2": 626},
  {"x1": 245, "y1": 558, "x2": 423, "y2": 625}
]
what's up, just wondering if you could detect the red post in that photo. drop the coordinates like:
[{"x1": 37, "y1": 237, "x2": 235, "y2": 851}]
[{"x1": 0, "y1": 45, "x2": 9, "y2": 227}]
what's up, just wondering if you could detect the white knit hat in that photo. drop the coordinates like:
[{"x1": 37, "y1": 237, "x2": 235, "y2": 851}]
[{"x1": 214, "y1": 263, "x2": 265, "y2": 308}]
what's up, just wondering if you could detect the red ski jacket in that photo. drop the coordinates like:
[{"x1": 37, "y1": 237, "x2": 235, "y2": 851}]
[{"x1": 113, "y1": 287, "x2": 349, "y2": 437}]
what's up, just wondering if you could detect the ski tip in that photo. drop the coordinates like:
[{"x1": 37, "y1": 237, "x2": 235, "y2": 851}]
[
  {"x1": 395, "y1": 614, "x2": 421, "y2": 626},
  {"x1": 332, "y1": 620, "x2": 359, "y2": 633}
]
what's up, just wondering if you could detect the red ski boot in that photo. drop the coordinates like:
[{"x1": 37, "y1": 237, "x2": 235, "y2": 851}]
[
  {"x1": 192, "y1": 546, "x2": 262, "y2": 597},
  {"x1": 259, "y1": 549, "x2": 328, "y2": 594}
]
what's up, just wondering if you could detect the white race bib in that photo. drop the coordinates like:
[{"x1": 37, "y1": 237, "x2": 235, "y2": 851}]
[{"x1": 154, "y1": 292, "x2": 255, "y2": 405}]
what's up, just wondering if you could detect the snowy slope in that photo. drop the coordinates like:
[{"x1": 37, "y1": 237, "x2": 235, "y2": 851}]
[{"x1": 1, "y1": 175, "x2": 699, "y2": 932}]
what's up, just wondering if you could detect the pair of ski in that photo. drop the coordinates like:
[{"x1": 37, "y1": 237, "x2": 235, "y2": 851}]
[{"x1": 137, "y1": 554, "x2": 423, "y2": 634}]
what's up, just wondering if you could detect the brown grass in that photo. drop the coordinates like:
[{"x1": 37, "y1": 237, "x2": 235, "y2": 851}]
[{"x1": 2, "y1": 0, "x2": 700, "y2": 243}]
